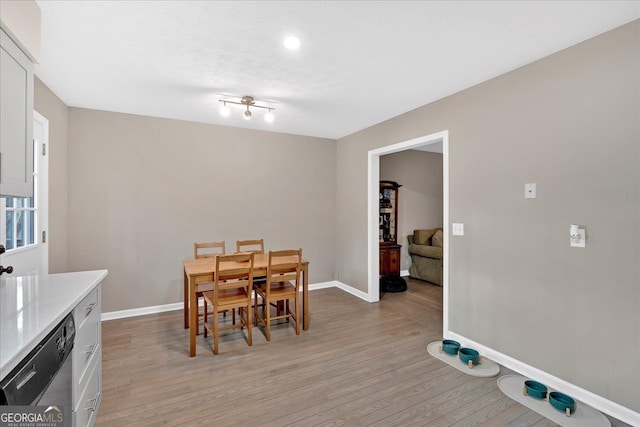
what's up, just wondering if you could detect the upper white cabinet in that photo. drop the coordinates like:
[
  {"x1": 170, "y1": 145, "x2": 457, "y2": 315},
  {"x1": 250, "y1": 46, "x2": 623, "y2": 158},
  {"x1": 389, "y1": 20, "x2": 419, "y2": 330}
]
[{"x1": 0, "y1": 28, "x2": 34, "y2": 198}]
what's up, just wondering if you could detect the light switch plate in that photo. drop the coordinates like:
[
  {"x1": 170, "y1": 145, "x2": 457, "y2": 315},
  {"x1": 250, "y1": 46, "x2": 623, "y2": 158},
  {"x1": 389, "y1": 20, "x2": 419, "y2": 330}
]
[
  {"x1": 452, "y1": 223, "x2": 464, "y2": 236},
  {"x1": 525, "y1": 183, "x2": 537, "y2": 199}
]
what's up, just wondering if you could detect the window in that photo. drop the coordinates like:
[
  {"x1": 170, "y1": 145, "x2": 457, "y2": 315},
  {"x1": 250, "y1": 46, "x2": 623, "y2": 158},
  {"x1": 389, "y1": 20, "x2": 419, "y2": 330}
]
[{"x1": 3, "y1": 196, "x2": 36, "y2": 250}]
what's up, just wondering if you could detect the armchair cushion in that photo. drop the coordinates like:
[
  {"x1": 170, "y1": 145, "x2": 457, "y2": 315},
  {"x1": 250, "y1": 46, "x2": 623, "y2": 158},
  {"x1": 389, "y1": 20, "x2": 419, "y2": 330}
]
[
  {"x1": 413, "y1": 228, "x2": 438, "y2": 245},
  {"x1": 408, "y1": 244, "x2": 442, "y2": 259},
  {"x1": 431, "y1": 229, "x2": 443, "y2": 248}
]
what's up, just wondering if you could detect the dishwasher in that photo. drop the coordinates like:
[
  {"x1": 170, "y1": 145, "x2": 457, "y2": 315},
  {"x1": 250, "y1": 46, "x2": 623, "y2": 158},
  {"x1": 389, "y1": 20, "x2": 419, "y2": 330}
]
[{"x1": 0, "y1": 313, "x2": 75, "y2": 424}]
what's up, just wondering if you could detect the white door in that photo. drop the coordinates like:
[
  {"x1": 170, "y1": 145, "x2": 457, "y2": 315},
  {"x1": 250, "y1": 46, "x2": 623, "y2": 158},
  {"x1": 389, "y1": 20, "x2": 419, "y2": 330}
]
[{"x1": 0, "y1": 111, "x2": 48, "y2": 277}]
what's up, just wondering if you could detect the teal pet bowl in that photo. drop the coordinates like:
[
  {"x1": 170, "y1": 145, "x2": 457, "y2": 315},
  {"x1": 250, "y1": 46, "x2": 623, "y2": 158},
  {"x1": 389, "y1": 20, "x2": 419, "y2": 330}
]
[
  {"x1": 549, "y1": 391, "x2": 576, "y2": 416},
  {"x1": 523, "y1": 380, "x2": 548, "y2": 399},
  {"x1": 441, "y1": 339, "x2": 461, "y2": 355},
  {"x1": 458, "y1": 347, "x2": 480, "y2": 366}
]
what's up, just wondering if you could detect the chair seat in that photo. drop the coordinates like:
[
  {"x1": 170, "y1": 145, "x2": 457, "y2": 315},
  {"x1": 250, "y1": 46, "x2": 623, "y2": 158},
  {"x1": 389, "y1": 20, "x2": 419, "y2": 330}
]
[
  {"x1": 204, "y1": 288, "x2": 249, "y2": 308},
  {"x1": 255, "y1": 281, "x2": 296, "y2": 298}
]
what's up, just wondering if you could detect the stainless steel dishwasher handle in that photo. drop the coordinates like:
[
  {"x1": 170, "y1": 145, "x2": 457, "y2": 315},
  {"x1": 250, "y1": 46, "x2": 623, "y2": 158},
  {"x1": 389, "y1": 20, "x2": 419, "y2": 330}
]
[{"x1": 16, "y1": 365, "x2": 37, "y2": 390}]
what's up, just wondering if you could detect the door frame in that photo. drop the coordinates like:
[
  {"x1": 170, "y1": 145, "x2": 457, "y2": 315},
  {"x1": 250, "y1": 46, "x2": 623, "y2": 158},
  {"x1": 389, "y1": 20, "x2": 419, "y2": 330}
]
[
  {"x1": 367, "y1": 130, "x2": 449, "y2": 334},
  {"x1": 34, "y1": 110, "x2": 49, "y2": 274}
]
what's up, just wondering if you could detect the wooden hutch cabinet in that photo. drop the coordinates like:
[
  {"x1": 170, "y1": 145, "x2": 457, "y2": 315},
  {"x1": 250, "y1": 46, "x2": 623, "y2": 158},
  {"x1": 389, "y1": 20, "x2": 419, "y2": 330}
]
[{"x1": 379, "y1": 181, "x2": 404, "y2": 291}]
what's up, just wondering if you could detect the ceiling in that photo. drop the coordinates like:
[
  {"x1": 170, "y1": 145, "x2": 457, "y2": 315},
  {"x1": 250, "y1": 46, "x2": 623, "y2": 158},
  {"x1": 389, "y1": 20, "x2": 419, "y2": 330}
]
[{"x1": 34, "y1": 1, "x2": 639, "y2": 140}]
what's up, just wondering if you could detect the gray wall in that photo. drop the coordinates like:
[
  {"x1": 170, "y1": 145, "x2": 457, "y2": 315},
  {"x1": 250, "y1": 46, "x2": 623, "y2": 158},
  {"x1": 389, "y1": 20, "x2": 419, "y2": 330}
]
[
  {"x1": 34, "y1": 77, "x2": 68, "y2": 273},
  {"x1": 67, "y1": 108, "x2": 336, "y2": 313},
  {"x1": 380, "y1": 150, "x2": 443, "y2": 270},
  {"x1": 336, "y1": 21, "x2": 639, "y2": 412}
]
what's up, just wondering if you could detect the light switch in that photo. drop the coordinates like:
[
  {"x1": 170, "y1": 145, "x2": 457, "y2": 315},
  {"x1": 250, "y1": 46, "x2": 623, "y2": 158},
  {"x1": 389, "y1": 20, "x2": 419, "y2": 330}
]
[
  {"x1": 452, "y1": 223, "x2": 464, "y2": 236},
  {"x1": 525, "y1": 183, "x2": 536, "y2": 199}
]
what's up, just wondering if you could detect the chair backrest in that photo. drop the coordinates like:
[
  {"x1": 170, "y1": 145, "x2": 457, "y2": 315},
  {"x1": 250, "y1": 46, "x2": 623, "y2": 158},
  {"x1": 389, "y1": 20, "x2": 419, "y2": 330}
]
[
  {"x1": 236, "y1": 239, "x2": 264, "y2": 254},
  {"x1": 213, "y1": 252, "x2": 255, "y2": 301},
  {"x1": 194, "y1": 241, "x2": 226, "y2": 259},
  {"x1": 266, "y1": 249, "x2": 302, "y2": 293}
]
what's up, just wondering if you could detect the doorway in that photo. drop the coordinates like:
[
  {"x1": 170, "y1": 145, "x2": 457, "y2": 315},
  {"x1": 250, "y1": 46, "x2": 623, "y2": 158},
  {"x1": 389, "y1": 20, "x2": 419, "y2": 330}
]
[
  {"x1": 367, "y1": 130, "x2": 449, "y2": 334},
  {"x1": 0, "y1": 111, "x2": 49, "y2": 276}
]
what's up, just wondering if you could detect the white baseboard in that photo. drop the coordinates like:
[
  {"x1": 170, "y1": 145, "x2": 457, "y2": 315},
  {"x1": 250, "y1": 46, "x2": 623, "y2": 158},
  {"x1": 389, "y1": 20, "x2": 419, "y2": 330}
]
[
  {"x1": 334, "y1": 281, "x2": 375, "y2": 302},
  {"x1": 102, "y1": 302, "x2": 184, "y2": 321},
  {"x1": 102, "y1": 280, "x2": 354, "y2": 321},
  {"x1": 308, "y1": 280, "x2": 339, "y2": 291},
  {"x1": 447, "y1": 332, "x2": 640, "y2": 426},
  {"x1": 308, "y1": 280, "x2": 373, "y2": 302}
]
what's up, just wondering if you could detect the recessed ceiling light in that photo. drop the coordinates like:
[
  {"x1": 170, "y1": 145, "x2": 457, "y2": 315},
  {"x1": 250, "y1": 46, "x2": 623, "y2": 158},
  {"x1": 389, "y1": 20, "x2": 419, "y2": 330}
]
[{"x1": 284, "y1": 36, "x2": 300, "y2": 50}]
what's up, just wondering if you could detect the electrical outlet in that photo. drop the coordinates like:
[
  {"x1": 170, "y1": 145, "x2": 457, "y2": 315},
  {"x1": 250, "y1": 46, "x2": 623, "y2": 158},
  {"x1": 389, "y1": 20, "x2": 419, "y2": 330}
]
[
  {"x1": 452, "y1": 223, "x2": 464, "y2": 236},
  {"x1": 525, "y1": 183, "x2": 536, "y2": 199},
  {"x1": 570, "y1": 228, "x2": 586, "y2": 248}
]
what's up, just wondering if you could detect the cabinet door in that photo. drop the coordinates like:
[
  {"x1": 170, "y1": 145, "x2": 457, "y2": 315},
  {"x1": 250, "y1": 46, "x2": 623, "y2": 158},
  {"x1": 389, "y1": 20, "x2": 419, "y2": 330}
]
[
  {"x1": 0, "y1": 29, "x2": 34, "y2": 198},
  {"x1": 388, "y1": 248, "x2": 400, "y2": 276},
  {"x1": 379, "y1": 249, "x2": 387, "y2": 276}
]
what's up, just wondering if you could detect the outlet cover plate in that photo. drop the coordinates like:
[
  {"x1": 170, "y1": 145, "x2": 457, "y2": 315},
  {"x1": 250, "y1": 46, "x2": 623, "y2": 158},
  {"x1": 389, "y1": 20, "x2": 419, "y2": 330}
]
[{"x1": 570, "y1": 229, "x2": 586, "y2": 248}]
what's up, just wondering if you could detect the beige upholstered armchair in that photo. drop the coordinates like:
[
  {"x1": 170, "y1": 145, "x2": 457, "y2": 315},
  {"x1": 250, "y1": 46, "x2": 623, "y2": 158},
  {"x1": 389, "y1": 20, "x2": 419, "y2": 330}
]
[{"x1": 407, "y1": 228, "x2": 443, "y2": 285}]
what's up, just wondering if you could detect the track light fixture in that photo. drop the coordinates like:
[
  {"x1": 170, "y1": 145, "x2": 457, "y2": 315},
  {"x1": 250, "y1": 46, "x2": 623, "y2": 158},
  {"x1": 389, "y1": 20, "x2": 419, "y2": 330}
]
[{"x1": 218, "y1": 95, "x2": 275, "y2": 123}]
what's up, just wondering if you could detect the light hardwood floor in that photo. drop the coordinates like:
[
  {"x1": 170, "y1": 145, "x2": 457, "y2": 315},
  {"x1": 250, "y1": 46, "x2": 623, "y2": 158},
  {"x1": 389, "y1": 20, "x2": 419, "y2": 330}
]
[{"x1": 96, "y1": 279, "x2": 629, "y2": 426}]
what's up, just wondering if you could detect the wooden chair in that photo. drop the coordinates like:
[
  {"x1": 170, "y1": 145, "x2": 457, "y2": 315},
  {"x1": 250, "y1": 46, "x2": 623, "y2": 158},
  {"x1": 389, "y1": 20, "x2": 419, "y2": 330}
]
[
  {"x1": 194, "y1": 241, "x2": 226, "y2": 259},
  {"x1": 203, "y1": 252, "x2": 255, "y2": 355},
  {"x1": 236, "y1": 239, "x2": 264, "y2": 254},
  {"x1": 191, "y1": 241, "x2": 225, "y2": 334},
  {"x1": 254, "y1": 249, "x2": 302, "y2": 341},
  {"x1": 236, "y1": 239, "x2": 265, "y2": 280}
]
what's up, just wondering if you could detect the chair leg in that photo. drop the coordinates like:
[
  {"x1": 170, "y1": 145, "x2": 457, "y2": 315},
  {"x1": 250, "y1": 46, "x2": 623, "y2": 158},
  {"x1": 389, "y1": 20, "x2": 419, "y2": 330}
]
[
  {"x1": 203, "y1": 299, "x2": 208, "y2": 338},
  {"x1": 253, "y1": 291, "x2": 258, "y2": 326},
  {"x1": 196, "y1": 296, "x2": 201, "y2": 335},
  {"x1": 265, "y1": 298, "x2": 271, "y2": 342},
  {"x1": 213, "y1": 309, "x2": 219, "y2": 355},
  {"x1": 295, "y1": 296, "x2": 300, "y2": 335},
  {"x1": 247, "y1": 303, "x2": 252, "y2": 347}
]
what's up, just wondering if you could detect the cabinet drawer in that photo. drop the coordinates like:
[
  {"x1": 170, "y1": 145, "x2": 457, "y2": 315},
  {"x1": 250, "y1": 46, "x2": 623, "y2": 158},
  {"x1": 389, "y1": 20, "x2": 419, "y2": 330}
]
[
  {"x1": 73, "y1": 360, "x2": 101, "y2": 427},
  {"x1": 73, "y1": 307, "x2": 100, "y2": 402},
  {"x1": 74, "y1": 287, "x2": 100, "y2": 330}
]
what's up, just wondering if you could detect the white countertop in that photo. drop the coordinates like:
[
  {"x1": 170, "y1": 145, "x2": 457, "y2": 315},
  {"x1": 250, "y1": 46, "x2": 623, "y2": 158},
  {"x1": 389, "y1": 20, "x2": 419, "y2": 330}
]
[{"x1": 0, "y1": 270, "x2": 108, "y2": 380}]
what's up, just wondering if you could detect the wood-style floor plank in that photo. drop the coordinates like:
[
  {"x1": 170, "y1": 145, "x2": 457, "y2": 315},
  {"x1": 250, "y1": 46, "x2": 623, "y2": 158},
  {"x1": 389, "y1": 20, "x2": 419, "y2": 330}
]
[{"x1": 95, "y1": 278, "x2": 629, "y2": 427}]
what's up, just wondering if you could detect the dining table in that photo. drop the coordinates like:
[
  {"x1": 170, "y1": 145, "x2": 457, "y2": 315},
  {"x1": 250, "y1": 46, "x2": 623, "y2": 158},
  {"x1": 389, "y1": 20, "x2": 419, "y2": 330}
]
[{"x1": 183, "y1": 253, "x2": 309, "y2": 357}]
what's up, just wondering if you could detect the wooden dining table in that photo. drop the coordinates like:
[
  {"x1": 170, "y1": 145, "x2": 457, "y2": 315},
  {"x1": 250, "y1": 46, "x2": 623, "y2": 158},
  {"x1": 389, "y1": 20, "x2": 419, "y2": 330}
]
[{"x1": 183, "y1": 253, "x2": 309, "y2": 357}]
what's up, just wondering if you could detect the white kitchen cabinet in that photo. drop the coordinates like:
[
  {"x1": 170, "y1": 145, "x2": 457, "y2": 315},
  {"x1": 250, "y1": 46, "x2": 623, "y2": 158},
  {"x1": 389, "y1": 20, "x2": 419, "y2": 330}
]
[
  {"x1": 0, "y1": 28, "x2": 34, "y2": 198},
  {"x1": 73, "y1": 358, "x2": 101, "y2": 427},
  {"x1": 72, "y1": 284, "x2": 102, "y2": 427}
]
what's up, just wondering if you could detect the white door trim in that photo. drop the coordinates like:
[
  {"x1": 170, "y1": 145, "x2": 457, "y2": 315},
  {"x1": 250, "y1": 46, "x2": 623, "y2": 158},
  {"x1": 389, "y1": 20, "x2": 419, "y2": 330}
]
[
  {"x1": 34, "y1": 110, "x2": 49, "y2": 274},
  {"x1": 367, "y1": 130, "x2": 449, "y2": 333}
]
